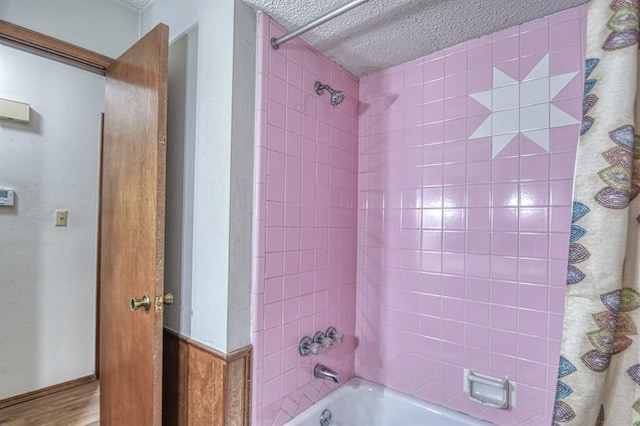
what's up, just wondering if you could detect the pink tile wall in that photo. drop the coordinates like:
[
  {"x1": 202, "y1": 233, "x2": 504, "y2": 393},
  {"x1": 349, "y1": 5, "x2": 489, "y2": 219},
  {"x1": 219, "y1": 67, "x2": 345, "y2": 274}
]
[
  {"x1": 252, "y1": 13, "x2": 360, "y2": 426},
  {"x1": 356, "y1": 6, "x2": 586, "y2": 426}
]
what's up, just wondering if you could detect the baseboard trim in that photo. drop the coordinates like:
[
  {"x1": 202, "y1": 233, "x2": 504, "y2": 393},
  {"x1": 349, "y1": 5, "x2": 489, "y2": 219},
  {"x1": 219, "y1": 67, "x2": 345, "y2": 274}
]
[
  {"x1": 163, "y1": 328, "x2": 252, "y2": 426},
  {"x1": 0, "y1": 374, "x2": 96, "y2": 409}
]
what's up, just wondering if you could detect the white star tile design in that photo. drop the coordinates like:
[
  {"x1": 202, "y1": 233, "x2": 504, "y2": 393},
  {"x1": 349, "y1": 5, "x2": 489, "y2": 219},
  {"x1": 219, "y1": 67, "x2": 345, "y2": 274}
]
[{"x1": 469, "y1": 54, "x2": 579, "y2": 158}]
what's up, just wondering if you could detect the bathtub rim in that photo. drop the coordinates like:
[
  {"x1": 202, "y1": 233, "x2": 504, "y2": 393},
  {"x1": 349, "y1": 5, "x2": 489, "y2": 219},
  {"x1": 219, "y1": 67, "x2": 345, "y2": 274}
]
[{"x1": 283, "y1": 376, "x2": 493, "y2": 426}]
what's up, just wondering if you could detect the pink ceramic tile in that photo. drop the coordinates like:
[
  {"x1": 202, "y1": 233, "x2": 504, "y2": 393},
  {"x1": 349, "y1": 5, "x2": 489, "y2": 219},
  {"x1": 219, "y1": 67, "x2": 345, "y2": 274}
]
[
  {"x1": 257, "y1": 9, "x2": 586, "y2": 426},
  {"x1": 445, "y1": 51, "x2": 467, "y2": 76},
  {"x1": 518, "y1": 309, "x2": 548, "y2": 337},
  {"x1": 550, "y1": 206, "x2": 572, "y2": 233},
  {"x1": 466, "y1": 160, "x2": 492, "y2": 183},
  {"x1": 403, "y1": 86, "x2": 425, "y2": 108},
  {"x1": 520, "y1": 181, "x2": 549, "y2": 207},
  {"x1": 423, "y1": 79, "x2": 445, "y2": 103},
  {"x1": 519, "y1": 233, "x2": 549, "y2": 258},
  {"x1": 443, "y1": 208, "x2": 465, "y2": 230},
  {"x1": 493, "y1": 157, "x2": 519, "y2": 182},
  {"x1": 492, "y1": 207, "x2": 519, "y2": 232},
  {"x1": 423, "y1": 143, "x2": 444, "y2": 165},
  {"x1": 467, "y1": 231, "x2": 491, "y2": 254},
  {"x1": 444, "y1": 73, "x2": 468, "y2": 98},
  {"x1": 467, "y1": 184, "x2": 492, "y2": 207},
  {"x1": 405, "y1": 64, "x2": 425, "y2": 87},
  {"x1": 422, "y1": 187, "x2": 443, "y2": 209},
  {"x1": 466, "y1": 304, "x2": 491, "y2": 329},
  {"x1": 551, "y1": 125, "x2": 580, "y2": 153},
  {"x1": 443, "y1": 163, "x2": 466, "y2": 185},
  {"x1": 518, "y1": 283, "x2": 548, "y2": 311},
  {"x1": 444, "y1": 97, "x2": 467, "y2": 121},
  {"x1": 422, "y1": 230, "x2": 443, "y2": 251},
  {"x1": 266, "y1": 176, "x2": 285, "y2": 202},
  {"x1": 490, "y1": 304, "x2": 518, "y2": 331},
  {"x1": 493, "y1": 35, "x2": 520, "y2": 63},
  {"x1": 519, "y1": 52, "x2": 548, "y2": 81},
  {"x1": 422, "y1": 251, "x2": 443, "y2": 273},
  {"x1": 267, "y1": 124, "x2": 286, "y2": 154},
  {"x1": 422, "y1": 209, "x2": 443, "y2": 230},
  {"x1": 491, "y1": 255, "x2": 518, "y2": 281},
  {"x1": 402, "y1": 105, "x2": 423, "y2": 130},
  {"x1": 496, "y1": 59, "x2": 520, "y2": 82},
  {"x1": 466, "y1": 277, "x2": 491, "y2": 302},
  {"x1": 490, "y1": 328, "x2": 517, "y2": 356},
  {"x1": 519, "y1": 207, "x2": 549, "y2": 232},
  {"x1": 468, "y1": 208, "x2": 491, "y2": 231},
  {"x1": 468, "y1": 43, "x2": 493, "y2": 70},
  {"x1": 517, "y1": 334, "x2": 547, "y2": 363},
  {"x1": 444, "y1": 118, "x2": 467, "y2": 142},
  {"x1": 264, "y1": 302, "x2": 283, "y2": 331},
  {"x1": 443, "y1": 185, "x2": 466, "y2": 208},
  {"x1": 550, "y1": 45, "x2": 582, "y2": 75},
  {"x1": 269, "y1": 50, "x2": 287, "y2": 79},
  {"x1": 520, "y1": 28, "x2": 549, "y2": 57},
  {"x1": 493, "y1": 183, "x2": 519, "y2": 207},
  {"x1": 442, "y1": 315, "x2": 465, "y2": 339},
  {"x1": 549, "y1": 257, "x2": 568, "y2": 287},
  {"x1": 424, "y1": 102, "x2": 445, "y2": 124},
  {"x1": 443, "y1": 231, "x2": 466, "y2": 253},
  {"x1": 442, "y1": 253, "x2": 465, "y2": 275},
  {"x1": 520, "y1": 154, "x2": 549, "y2": 181},
  {"x1": 423, "y1": 57, "x2": 445, "y2": 82},
  {"x1": 466, "y1": 254, "x2": 491, "y2": 278},
  {"x1": 520, "y1": 16, "x2": 548, "y2": 33},
  {"x1": 549, "y1": 6, "x2": 583, "y2": 25},
  {"x1": 492, "y1": 232, "x2": 518, "y2": 256},
  {"x1": 267, "y1": 98, "x2": 287, "y2": 129},
  {"x1": 552, "y1": 73, "x2": 582, "y2": 101}
]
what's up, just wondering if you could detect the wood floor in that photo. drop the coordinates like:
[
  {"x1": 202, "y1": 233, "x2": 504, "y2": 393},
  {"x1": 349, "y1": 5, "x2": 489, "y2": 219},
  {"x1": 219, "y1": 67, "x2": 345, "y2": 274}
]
[{"x1": 0, "y1": 382, "x2": 99, "y2": 426}]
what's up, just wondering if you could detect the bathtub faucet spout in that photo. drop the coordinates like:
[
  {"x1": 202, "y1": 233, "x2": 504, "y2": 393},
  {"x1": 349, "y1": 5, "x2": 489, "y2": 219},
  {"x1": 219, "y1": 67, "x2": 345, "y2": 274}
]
[{"x1": 314, "y1": 364, "x2": 340, "y2": 383}]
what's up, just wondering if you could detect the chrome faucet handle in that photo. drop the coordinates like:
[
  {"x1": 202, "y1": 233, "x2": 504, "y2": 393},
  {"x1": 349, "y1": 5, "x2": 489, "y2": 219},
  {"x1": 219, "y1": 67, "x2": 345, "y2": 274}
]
[
  {"x1": 325, "y1": 326, "x2": 344, "y2": 344},
  {"x1": 314, "y1": 331, "x2": 334, "y2": 349},
  {"x1": 320, "y1": 409, "x2": 333, "y2": 426},
  {"x1": 299, "y1": 336, "x2": 323, "y2": 356}
]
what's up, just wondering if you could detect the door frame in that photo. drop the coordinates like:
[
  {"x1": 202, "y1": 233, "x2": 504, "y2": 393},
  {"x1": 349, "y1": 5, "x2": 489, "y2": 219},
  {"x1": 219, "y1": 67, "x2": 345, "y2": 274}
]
[
  {"x1": 0, "y1": 18, "x2": 113, "y2": 382},
  {"x1": 0, "y1": 20, "x2": 113, "y2": 74}
]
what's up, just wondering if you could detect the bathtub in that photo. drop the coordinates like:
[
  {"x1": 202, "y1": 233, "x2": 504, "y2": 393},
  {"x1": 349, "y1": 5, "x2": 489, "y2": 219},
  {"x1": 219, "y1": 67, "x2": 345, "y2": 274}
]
[{"x1": 284, "y1": 378, "x2": 491, "y2": 426}]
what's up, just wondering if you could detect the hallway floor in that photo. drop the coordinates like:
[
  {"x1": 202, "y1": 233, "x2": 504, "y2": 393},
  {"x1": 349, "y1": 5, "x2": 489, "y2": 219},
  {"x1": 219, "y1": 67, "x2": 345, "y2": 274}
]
[{"x1": 0, "y1": 382, "x2": 99, "y2": 426}]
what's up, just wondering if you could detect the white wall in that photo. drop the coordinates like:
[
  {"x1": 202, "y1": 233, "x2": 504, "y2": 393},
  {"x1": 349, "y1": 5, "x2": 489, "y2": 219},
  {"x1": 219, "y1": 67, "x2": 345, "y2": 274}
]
[
  {"x1": 1, "y1": 0, "x2": 256, "y2": 357},
  {"x1": 142, "y1": 0, "x2": 256, "y2": 352},
  {"x1": 0, "y1": 44, "x2": 104, "y2": 400},
  {"x1": 164, "y1": 30, "x2": 198, "y2": 335},
  {"x1": 0, "y1": 0, "x2": 139, "y2": 58}
]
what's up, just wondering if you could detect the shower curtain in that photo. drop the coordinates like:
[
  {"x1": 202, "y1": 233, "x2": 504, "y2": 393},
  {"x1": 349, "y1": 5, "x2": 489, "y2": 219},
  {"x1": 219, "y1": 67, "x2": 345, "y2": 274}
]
[{"x1": 554, "y1": 1, "x2": 640, "y2": 425}]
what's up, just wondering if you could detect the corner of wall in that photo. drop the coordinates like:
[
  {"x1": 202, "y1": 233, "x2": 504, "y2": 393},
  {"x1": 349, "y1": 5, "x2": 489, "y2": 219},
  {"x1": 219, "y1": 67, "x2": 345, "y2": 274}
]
[{"x1": 227, "y1": 0, "x2": 257, "y2": 352}]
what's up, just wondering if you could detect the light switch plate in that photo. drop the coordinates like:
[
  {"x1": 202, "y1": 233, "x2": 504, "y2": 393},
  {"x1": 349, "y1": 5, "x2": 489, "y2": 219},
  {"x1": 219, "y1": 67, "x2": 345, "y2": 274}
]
[{"x1": 55, "y1": 210, "x2": 68, "y2": 227}]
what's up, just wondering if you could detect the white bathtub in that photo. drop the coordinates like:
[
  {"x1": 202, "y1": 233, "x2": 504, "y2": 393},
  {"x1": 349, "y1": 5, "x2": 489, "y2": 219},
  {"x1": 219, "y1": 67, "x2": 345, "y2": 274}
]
[{"x1": 284, "y1": 378, "x2": 491, "y2": 426}]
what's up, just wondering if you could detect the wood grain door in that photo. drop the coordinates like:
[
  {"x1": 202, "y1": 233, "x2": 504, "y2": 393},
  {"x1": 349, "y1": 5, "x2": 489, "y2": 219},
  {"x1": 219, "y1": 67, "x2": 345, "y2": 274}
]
[{"x1": 99, "y1": 24, "x2": 168, "y2": 426}]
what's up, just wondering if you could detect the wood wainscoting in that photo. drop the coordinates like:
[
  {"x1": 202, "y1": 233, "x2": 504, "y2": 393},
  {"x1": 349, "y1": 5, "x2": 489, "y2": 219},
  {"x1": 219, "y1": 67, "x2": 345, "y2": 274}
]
[{"x1": 163, "y1": 328, "x2": 252, "y2": 425}]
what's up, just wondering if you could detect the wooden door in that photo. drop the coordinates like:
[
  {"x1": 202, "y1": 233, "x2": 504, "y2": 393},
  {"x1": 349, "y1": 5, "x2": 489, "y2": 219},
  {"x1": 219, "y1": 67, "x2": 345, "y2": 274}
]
[{"x1": 99, "y1": 24, "x2": 168, "y2": 426}]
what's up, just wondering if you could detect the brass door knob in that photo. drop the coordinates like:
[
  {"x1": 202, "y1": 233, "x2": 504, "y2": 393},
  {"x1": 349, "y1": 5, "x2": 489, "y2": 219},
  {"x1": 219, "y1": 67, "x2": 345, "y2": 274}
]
[
  {"x1": 130, "y1": 294, "x2": 151, "y2": 311},
  {"x1": 163, "y1": 293, "x2": 174, "y2": 305}
]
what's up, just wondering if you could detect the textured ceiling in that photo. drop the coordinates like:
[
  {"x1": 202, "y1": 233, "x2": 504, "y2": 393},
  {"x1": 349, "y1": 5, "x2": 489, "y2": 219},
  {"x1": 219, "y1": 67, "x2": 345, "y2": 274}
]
[
  {"x1": 112, "y1": 0, "x2": 154, "y2": 11},
  {"x1": 243, "y1": 0, "x2": 587, "y2": 77}
]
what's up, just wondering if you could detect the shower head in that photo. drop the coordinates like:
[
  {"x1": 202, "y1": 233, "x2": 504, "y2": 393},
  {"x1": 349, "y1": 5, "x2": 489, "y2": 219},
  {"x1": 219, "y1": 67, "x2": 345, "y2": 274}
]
[{"x1": 315, "y1": 81, "x2": 345, "y2": 106}]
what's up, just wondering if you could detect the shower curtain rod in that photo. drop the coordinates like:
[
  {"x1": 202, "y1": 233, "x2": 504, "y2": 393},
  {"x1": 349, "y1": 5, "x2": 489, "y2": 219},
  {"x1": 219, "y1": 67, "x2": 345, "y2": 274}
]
[{"x1": 270, "y1": 0, "x2": 371, "y2": 49}]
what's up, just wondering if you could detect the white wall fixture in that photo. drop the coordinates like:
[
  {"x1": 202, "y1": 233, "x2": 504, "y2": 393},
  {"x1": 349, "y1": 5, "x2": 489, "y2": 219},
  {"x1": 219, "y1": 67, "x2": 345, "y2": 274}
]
[
  {"x1": 0, "y1": 98, "x2": 30, "y2": 123},
  {"x1": 0, "y1": 188, "x2": 15, "y2": 206},
  {"x1": 463, "y1": 368, "x2": 516, "y2": 410}
]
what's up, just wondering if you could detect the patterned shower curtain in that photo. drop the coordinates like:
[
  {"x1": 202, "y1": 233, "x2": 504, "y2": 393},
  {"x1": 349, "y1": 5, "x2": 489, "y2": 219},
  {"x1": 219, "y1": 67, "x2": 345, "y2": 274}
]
[{"x1": 554, "y1": 0, "x2": 640, "y2": 425}]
